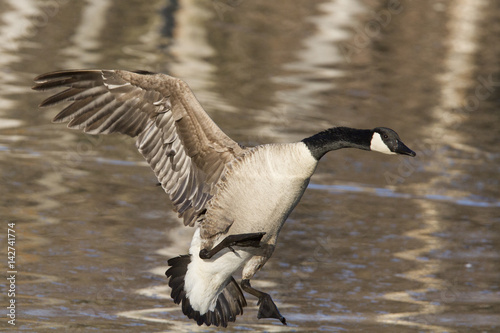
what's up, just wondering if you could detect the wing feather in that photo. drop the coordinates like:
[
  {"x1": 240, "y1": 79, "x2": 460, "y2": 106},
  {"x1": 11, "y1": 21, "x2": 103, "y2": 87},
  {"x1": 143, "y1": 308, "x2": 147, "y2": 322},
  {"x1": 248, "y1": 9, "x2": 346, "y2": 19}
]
[{"x1": 33, "y1": 69, "x2": 245, "y2": 228}]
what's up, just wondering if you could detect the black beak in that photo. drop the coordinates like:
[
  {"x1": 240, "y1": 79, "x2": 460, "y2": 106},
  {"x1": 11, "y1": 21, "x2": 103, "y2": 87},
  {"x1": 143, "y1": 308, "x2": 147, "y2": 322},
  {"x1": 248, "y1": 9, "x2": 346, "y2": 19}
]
[{"x1": 396, "y1": 141, "x2": 416, "y2": 157}]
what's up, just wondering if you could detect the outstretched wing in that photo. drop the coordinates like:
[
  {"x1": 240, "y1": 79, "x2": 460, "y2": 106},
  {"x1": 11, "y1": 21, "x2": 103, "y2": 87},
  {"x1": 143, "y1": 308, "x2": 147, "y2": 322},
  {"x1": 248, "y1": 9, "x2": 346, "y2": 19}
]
[{"x1": 33, "y1": 69, "x2": 245, "y2": 227}]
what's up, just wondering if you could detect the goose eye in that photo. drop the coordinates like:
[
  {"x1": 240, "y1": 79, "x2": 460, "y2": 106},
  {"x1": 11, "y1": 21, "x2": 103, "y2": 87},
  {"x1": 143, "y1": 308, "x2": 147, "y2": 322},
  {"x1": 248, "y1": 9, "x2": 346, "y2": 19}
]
[{"x1": 383, "y1": 134, "x2": 388, "y2": 139}]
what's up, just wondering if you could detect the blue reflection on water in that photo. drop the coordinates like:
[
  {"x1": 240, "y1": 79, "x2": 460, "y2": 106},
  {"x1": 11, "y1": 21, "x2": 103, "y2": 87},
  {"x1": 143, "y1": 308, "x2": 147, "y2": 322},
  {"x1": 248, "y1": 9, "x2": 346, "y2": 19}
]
[{"x1": 308, "y1": 183, "x2": 500, "y2": 208}]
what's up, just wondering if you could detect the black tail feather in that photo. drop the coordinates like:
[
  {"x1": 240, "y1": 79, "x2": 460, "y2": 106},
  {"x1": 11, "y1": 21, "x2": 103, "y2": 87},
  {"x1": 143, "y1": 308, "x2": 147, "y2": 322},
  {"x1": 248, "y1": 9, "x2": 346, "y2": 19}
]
[{"x1": 165, "y1": 254, "x2": 247, "y2": 327}]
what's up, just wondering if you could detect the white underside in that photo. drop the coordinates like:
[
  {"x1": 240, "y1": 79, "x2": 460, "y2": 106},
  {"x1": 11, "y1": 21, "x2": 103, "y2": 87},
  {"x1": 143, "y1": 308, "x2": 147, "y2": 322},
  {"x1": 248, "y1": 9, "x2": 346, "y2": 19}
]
[
  {"x1": 207, "y1": 143, "x2": 318, "y2": 240},
  {"x1": 182, "y1": 142, "x2": 319, "y2": 315},
  {"x1": 183, "y1": 228, "x2": 253, "y2": 314},
  {"x1": 370, "y1": 132, "x2": 395, "y2": 154}
]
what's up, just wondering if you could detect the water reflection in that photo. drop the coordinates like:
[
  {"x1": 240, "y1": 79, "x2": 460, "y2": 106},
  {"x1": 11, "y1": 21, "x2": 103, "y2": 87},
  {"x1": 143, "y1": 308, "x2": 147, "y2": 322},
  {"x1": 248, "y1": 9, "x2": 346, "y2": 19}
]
[
  {"x1": 0, "y1": 0, "x2": 499, "y2": 331},
  {"x1": 376, "y1": 199, "x2": 447, "y2": 332},
  {"x1": 310, "y1": 182, "x2": 500, "y2": 208},
  {"x1": 61, "y1": 0, "x2": 112, "y2": 67}
]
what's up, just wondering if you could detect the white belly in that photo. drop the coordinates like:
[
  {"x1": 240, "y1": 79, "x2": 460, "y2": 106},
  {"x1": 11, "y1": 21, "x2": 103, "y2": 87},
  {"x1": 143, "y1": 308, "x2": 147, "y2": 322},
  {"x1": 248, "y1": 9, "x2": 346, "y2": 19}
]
[
  {"x1": 183, "y1": 143, "x2": 317, "y2": 314},
  {"x1": 184, "y1": 228, "x2": 253, "y2": 314},
  {"x1": 207, "y1": 142, "x2": 318, "y2": 242}
]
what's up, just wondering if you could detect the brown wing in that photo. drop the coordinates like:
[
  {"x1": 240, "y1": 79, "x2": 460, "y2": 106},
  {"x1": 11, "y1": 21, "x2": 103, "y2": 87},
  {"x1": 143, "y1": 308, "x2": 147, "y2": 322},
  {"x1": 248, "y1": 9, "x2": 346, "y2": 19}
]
[{"x1": 33, "y1": 69, "x2": 245, "y2": 226}]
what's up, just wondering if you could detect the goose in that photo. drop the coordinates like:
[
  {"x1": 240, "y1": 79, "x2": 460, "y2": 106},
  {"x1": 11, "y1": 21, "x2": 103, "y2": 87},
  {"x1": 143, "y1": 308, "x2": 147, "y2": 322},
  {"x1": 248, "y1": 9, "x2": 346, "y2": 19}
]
[{"x1": 33, "y1": 69, "x2": 416, "y2": 327}]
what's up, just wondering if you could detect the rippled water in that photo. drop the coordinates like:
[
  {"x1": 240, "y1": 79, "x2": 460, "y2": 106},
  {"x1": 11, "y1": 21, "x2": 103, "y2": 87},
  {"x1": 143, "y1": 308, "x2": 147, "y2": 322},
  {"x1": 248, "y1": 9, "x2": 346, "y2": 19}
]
[{"x1": 1, "y1": 0, "x2": 499, "y2": 332}]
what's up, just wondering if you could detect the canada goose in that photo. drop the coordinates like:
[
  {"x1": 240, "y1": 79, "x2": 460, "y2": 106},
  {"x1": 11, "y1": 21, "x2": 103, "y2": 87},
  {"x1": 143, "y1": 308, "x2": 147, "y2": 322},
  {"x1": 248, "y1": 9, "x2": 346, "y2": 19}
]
[{"x1": 33, "y1": 69, "x2": 416, "y2": 327}]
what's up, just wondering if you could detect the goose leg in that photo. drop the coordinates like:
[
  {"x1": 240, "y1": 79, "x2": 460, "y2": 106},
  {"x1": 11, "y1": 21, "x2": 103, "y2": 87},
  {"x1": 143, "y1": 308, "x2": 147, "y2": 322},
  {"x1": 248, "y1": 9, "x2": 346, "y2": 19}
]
[
  {"x1": 241, "y1": 279, "x2": 286, "y2": 325},
  {"x1": 241, "y1": 250, "x2": 286, "y2": 325},
  {"x1": 199, "y1": 232, "x2": 265, "y2": 259}
]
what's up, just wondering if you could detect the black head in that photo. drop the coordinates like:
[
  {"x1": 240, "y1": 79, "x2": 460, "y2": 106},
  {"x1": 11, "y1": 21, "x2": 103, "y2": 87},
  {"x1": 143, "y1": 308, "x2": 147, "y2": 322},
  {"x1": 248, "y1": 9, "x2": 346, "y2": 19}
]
[{"x1": 371, "y1": 127, "x2": 416, "y2": 157}]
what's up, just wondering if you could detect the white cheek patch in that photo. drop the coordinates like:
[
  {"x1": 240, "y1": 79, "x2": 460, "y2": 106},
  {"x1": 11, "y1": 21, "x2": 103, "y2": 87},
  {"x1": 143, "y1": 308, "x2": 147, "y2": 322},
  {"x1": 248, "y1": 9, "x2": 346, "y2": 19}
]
[{"x1": 370, "y1": 132, "x2": 395, "y2": 154}]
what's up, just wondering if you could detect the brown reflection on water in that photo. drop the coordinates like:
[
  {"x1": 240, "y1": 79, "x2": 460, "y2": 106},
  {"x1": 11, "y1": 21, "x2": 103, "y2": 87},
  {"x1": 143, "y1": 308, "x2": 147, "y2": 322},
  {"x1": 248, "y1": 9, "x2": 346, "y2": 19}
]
[
  {"x1": 375, "y1": 0, "x2": 493, "y2": 332},
  {"x1": 377, "y1": 200, "x2": 447, "y2": 332},
  {"x1": 59, "y1": 0, "x2": 112, "y2": 68},
  {"x1": 1, "y1": 0, "x2": 499, "y2": 331}
]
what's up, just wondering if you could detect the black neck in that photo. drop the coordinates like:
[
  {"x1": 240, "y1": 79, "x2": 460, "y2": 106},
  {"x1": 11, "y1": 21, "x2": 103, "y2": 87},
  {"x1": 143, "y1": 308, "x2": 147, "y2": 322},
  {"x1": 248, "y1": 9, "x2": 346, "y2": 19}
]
[{"x1": 302, "y1": 127, "x2": 372, "y2": 160}]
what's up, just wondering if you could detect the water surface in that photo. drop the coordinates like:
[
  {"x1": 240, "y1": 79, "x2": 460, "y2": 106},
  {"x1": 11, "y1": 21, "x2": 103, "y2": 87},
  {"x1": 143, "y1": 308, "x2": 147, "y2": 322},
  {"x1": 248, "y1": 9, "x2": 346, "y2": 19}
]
[{"x1": 0, "y1": 0, "x2": 499, "y2": 332}]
